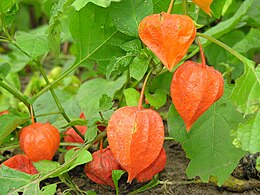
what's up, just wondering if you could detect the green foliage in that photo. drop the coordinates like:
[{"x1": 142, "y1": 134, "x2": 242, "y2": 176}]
[
  {"x1": 109, "y1": 0, "x2": 153, "y2": 37},
  {"x1": 230, "y1": 61, "x2": 260, "y2": 115},
  {"x1": 0, "y1": 113, "x2": 28, "y2": 144},
  {"x1": 123, "y1": 88, "x2": 140, "y2": 106},
  {"x1": 15, "y1": 31, "x2": 50, "y2": 60},
  {"x1": 77, "y1": 75, "x2": 126, "y2": 117},
  {"x1": 112, "y1": 170, "x2": 126, "y2": 195},
  {"x1": 168, "y1": 88, "x2": 246, "y2": 186},
  {"x1": 233, "y1": 110, "x2": 260, "y2": 154}
]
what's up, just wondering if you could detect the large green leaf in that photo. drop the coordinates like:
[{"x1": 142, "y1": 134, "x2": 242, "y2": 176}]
[
  {"x1": 230, "y1": 61, "x2": 260, "y2": 114},
  {"x1": 233, "y1": 28, "x2": 260, "y2": 55},
  {"x1": 72, "y1": 0, "x2": 121, "y2": 10},
  {"x1": 0, "y1": 165, "x2": 39, "y2": 195},
  {"x1": 33, "y1": 89, "x2": 81, "y2": 130},
  {"x1": 0, "y1": 113, "x2": 28, "y2": 145},
  {"x1": 77, "y1": 75, "x2": 126, "y2": 117},
  {"x1": 69, "y1": 3, "x2": 129, "y2": 73},
  {"x1": 109, "y1": 0, "x2": 153, "y2": 37},
  {"x1": 201, "y1": 0, "x2": 254, "y2": 46},
  {"x1": 233, "y1": 109, "x2": 260, "y2": 154},
  {"x1": 15, "y1": 31, "x2": 50, "y2": 59},
  {"x1": 168, "y1": 88, "x2": 245, "y2": 186}
]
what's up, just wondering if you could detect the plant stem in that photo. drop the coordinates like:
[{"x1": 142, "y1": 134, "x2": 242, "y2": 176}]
[
  {"x1": 0, "y1": 144, "x2": 19, "y2": 152},
  {"x1": 36, "y1": 31, "x2": 119, "y2": 99},
  {"x1": 182, "y1": 0, "x2": 188, "y2": 15},
  {"x1": 36, "y1": 61, "x2": 84, "y2": 140},
  {"x1": 197, "y1": 32, "x2": 245, "y2": 63},
  {"x1": 138, "y1": 70, "x2": 153, "y2": 110},
  {"x1": 0, "y1": 79, "x2": 30, "y2": 110},
  {"x1": 167, "y1": 0, "x2": 175, "y2": 14},
  {"x1": 164, "y1": 137, "x2": 175, "y2": 141}
]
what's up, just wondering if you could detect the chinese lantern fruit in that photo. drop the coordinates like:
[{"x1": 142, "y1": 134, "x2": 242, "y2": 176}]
[
  {"x1": 1, "y1": 154, "x2": 38, "y2": 174},
  {"x1": 192, "y1": 0, "x2": 213, "y2": 16},
  {"x1": 84, "y1": 147, "x2": 121, "y2": 188},
  {"x1": 64, "y1": 112, "x2": 87, "y2": 150},
  {"x1": 19, "y1": 122, "x2": 60, "y2": 162},
  {"x1": 107, "y1": 106, "x2": 164, "y2": 182},
  {"x1": 139, "y1": 12, "x2": 196, "y2": 71},
  {"x1": 136, "y1": 147, "x2": 166, "y2": 182},
  {"x1": 170, "y1": 60, "x2": 224, "y2": 131}
]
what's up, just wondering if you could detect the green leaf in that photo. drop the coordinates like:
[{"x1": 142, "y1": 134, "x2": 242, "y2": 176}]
[
  {"x1": 42, "y1": 183, "x2": 57, "y2": 195},
  {"x1": 109, "y1": 0, "x2": 153, "y2": 37},
  {"x1": 33, "y1": 89, "x2": 81, "y2": 129},
  {"x1": 72, "y1": 0, "x2": 121, "y2": 10},
  {"x1": 145, "y1": 88, "x2": 167, "y2": 109},
  {"x1": 233, "y1": 28, "x2": 260, "y2": 55},
  {"x1": 242, "y1": 0, "x2": 260, "y2": 27},
  {"x1": 0, "y1": 63, "x2": 11, "y2": 77},
  {"x1": 127, "y1": 177, "x2": 160, "y2": 195},
  {"x1": 69, "y1": 3, "x2": 129, "y2": 73},
  {"x1": 48, "y1": 0, "x2": 69, "y2": 57},
  {"x1": 168, "y1": 88, "x2": 246, "y2": 186},
  {"x1": 0, "y1": 165, "x2": 38, "y2": 195},
  {"x1": 123, "y1": 88, "x2": 140, "y2": 106},
  {"x1": 233, "y1": 109, "x2": 260, "y2": 153},
  {"x1": 86, "y1": 190, "x2": 97, "y2": 195},
  {"x1": 211, "y1": 0, "x2": 226, "y2": 19},
  {"x1": 230, "y1": 61, "x2": 260, "y2": 114},
  {"x1": 112, "y1": 170, "x2": 125, "y2": 195},
  {"x1": 15, "y1": 31, "x2": 50, "y2": 59},
  {"x1": 106, "y1": 54, "x2": 133, "y2": 79},
  {"x1": 33, "y1": 160, "x2": 61, "y2": 176},
  {"x1": 201, "y1": 0, "x2": 254, "y2": 46},
  {"x1": 0, "y1": 113, "x2": 28, "y2": 145},
  {"x1": 129, "y1": 55, "x2": 149, "y2": 81},
  {"x1": 120, "y1": 39, "x2": 142, "y2": 52},
  {"x1": 77, "y1": 75, "x2": 126, "y2": 117},
  {"x1": 85, "y1": 125, "x2": 98, "y2": 143},
  {"x1": 64, "y1": 149, "x2": 92, "y2": 172},
  {"x1": 99, "y1": 94, "x2": 113, "y2": 112}
]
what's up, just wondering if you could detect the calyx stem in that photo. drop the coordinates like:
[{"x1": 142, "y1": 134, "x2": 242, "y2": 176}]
[
  {"x1": 197, "y1": 38, "x2": 206, "y2": 68},
  {"x1": 138, "y1": 70, "x2": 152, "y2": 110},
  {"x1": 167, "y1": 0, "x2": 174, "y2": 14}
]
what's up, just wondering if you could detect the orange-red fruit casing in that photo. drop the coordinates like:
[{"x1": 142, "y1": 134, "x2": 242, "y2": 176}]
[
  {"x1": 138, "y1": 12, "x2": 196, "y2": 71},
  {"x1": 19, "y1": 122, "x2": 60, "y2": 162},
  {"x1": 84, "y1": 147, "x2": 121, "y2": 188},
  {"x1": 170, "y1": 61, "x2": 224, "y2": 131},
  {"x1": 107, "y1": 106, "x2": 165, "y2": 182},
  {"x1": 192, "y1": 0, "x2": 213, "y2": 16},
  {"x1": 1, "y1": 154, "x2": 38, "y2": 174},
  {"x1": 136, "y1": 147, "x2": 166, "y2": 182},
  {"x1": 64, "y1": 112, "x2": 87, "y2": 150}
]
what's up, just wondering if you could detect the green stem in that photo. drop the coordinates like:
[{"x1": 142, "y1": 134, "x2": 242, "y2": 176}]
[
  {"x1": 182, "y1": 0, "x2": 188, "y2": 15},
  {"x1": 36, "y1": 61, "x2": 84, "y2": 140},
  {"x1": 164, "y1": 137, "x2": 175, "y2": 141},
  {"x1": 197, "y1": 32, "x2": 245, "y2": 63},
  {"x1": 0, "y1": 79, "x2": 30, "y2": 110},
  {"x1": 138, "y1": 69, "x2": 153, "y2": 110},
  {"x1": 0, "y1": 144, "x2": 19, "y2": 152}
]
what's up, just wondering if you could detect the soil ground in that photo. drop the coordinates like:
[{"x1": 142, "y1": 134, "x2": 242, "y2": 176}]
[{"x1": 53, "y1": 140, "x2": 260, "y2": 195}]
